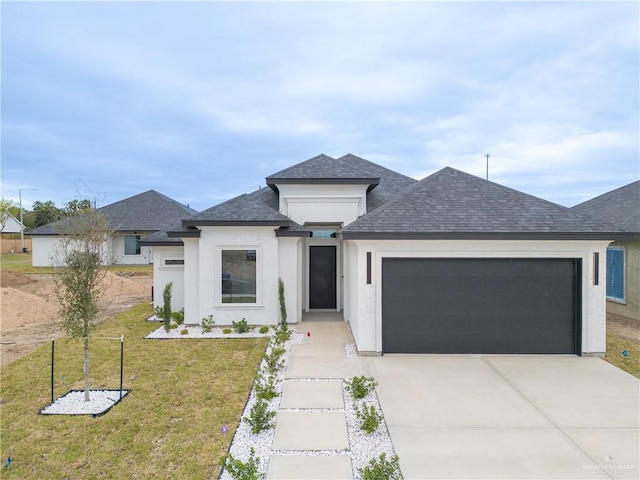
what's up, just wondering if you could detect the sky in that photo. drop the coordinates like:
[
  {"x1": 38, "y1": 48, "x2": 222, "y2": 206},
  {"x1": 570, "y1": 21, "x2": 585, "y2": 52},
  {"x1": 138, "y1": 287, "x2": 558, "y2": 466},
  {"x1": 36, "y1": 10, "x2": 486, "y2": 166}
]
[{"x1": 1, "y1": 1, "x2": 638, "y2": 213}]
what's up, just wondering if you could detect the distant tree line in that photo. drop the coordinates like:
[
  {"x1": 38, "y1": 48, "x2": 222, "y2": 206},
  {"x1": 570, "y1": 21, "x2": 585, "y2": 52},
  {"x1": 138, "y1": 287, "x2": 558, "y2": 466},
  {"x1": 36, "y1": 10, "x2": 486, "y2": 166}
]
[{"x1": 0, "y1": 198, "x2": 94, "y2": 230}]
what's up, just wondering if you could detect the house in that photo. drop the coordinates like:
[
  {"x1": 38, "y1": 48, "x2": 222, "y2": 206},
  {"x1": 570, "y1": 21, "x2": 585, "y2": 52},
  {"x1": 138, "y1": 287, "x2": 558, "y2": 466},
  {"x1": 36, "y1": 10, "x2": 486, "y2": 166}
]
[
  {"x1": 28, "y1": 190, "x2": 198, "y2": 267},
  {"x1": 572, "y1": 181, "x2": 640, "y2": 324},
  {"x1": 1, "y1": 211, "x2": 26, "y2": 235},
  {"x1": 143, "y1": 154, "x2": 632, "y2": 355}
]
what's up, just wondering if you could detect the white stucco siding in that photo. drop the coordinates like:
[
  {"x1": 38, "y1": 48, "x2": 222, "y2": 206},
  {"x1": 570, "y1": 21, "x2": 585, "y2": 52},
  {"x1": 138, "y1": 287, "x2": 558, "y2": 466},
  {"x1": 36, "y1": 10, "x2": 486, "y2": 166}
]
[
  {"x1": 345, "y1": 239, "x2": 611, "y2": 354},
  {"x1": 31, "y1": 235, "x2": 113, "y2": 267},
  {"x1": 183, "y1": 238, "x2": 200, "y2": 325},
  {"x1": 278, "y1": 237, "x2": 302, "y2": 323},
  {"x1": 111, "y1": 234, "x2": 153, "y2": 265},
  {"x1": 152, "y1": 246, "x2": 185, "y2": 312},
  {"x1": 277, "y1": 184, "x2": 368, "y2": 226},
  {"x1": 197, "y1": 226, "x2": 280, "y2": 326},
  {"x1": 31, "y1": 236, "x2": 62, "y2": 266}
]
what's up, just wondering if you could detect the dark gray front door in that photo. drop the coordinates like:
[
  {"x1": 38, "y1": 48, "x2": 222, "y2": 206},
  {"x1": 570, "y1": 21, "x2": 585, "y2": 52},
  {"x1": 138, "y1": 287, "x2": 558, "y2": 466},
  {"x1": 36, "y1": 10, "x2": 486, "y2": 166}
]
[
  {"x1": 382, "y1": 258, "x2": 581, "y2": 354},
  {"x1": 309, "y1": 246, "x2": 337, "y2": 309}
]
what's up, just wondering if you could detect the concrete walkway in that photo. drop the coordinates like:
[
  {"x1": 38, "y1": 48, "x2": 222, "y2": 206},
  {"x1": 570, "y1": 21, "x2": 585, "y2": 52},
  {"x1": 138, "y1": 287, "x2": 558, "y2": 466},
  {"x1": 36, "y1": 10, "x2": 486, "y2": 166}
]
[{"x1": 267, "y1": 319, "x2": 370, "y2": 479}]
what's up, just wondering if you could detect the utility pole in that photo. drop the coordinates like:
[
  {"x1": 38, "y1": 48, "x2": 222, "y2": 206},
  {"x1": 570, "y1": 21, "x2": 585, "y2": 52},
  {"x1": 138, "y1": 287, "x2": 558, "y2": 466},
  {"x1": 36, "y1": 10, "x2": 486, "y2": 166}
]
[
  {"x1": 485, "y1": 153, "x2": 490, "y2": 180},
  {"x1": 19, "y1": 188, "x2": 38, "y2": 253}
]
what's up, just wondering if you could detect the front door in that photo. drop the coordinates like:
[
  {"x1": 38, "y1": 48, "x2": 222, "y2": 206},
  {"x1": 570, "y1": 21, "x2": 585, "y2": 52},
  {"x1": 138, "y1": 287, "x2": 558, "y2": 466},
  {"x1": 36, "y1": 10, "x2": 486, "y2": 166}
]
[{"x1": 309, "y1": 246, "x2": 337, "y2": 309}]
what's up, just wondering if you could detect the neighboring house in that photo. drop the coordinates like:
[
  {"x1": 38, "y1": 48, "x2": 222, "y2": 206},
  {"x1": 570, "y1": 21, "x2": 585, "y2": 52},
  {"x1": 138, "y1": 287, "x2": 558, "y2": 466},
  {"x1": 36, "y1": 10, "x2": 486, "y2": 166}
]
[
  {"x1": 28, "y1": 190, "x2": 197, "y2": 267},
  {"x1": 1, "y1": 211, "x2": 25, "y2": 235},
  {"x1": 143, "y1": 154, "x2": 632, "y2": 356},
  {"x1": 572, "y1": 181, "x2": 640, "y2": 324}
]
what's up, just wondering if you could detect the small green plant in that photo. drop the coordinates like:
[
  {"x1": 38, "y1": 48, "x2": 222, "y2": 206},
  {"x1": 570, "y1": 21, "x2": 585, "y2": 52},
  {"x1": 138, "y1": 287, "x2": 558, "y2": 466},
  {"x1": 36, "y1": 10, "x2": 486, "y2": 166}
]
[
  {"x1": 254, "y1": 373, "x2": 278, "y2": 401},
  {"x1": 354, "y1": 402, "x2": 382, "y2": 434},
  {"x1": 172, "y1": 308, "x2": 185, "y2": 325},
  {"x1": 232, "y1": 318, "x2": 251, "y2": 334},
  {"x1": 244, "y1": 399, "x2": 276, "y2": 434},
  {"x1": 346, "y1": 376, "x2": 378, "y2": 399},
  {"x1": 258, "y1": 325, "x2": 269, "y2": 334},
  {"x1": 169, "y1": 323, "x2": 178, "y2": 330},
  {"x1": 153, "y1": 305, "x2": 163, "y2": 318},
  {"x1": 358, "y1": 453, "x2": 402, "y2": 480},
  {"x1": 223, "y1": 447, "x2": 265, "y2": 480},
  {"x1": 278, "y1": 277, "x2": 287, "y2": 324},
  {"x1": 273, "y1": 321, "x2": 291, "y2": 345},
  {"x1": 162, "y1": 282, "x2": 173, "y2": 332},
  {"x1": 202, "y1": 315, "x2": 215, "y2": 333},
  {"x1": 222, "y1": 327, "x2": 232, "y2": 334},
  {"x1": 264, "y1": 346, "x2": 285, "y2": 374},
  {"x1": 180, "y1": 328, "x2": 189, "y2": 335}
]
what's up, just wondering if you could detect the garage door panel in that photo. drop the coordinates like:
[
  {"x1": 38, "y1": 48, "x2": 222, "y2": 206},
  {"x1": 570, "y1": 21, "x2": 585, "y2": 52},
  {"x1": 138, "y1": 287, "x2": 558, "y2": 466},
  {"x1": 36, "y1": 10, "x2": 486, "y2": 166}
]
[{"x1": 382, "y1": 258, "x2": 580, "y2": 354}]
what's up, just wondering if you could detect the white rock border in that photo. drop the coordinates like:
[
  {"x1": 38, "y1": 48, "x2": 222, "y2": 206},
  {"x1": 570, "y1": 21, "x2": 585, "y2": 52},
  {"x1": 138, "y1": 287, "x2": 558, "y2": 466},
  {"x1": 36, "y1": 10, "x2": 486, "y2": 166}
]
[
  {"x1": 40, "y1": 389, "x2": 129, "y2": 417},
  {"x1": 220, "y1": 332, "x2": 399, "y2": 480}
]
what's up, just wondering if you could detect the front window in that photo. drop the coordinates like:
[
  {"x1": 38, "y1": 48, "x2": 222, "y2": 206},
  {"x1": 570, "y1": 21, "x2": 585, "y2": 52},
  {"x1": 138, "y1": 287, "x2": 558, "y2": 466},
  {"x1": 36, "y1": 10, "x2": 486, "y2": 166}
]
[
  {"x1": 606, "y1": 247, "x2": 625, "y2": 302},
  {"x1": 221, "y1": 249, "x2": 256, "y2": 303},
  {"x1": 124, "y1": 235, "x2": 141, "y2": 255}
]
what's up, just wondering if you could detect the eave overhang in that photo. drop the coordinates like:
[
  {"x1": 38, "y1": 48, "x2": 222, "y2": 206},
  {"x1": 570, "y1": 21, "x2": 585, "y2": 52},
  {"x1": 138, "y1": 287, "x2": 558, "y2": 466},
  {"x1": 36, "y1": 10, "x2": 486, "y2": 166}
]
[
  {"x1": 182, "y1": 219, "x2": 289, "y2": 228},
  {"x1": 266, "y1": 177, "x2": 380, "y2": 192},
  {"x1": 341, "y1": 231, "x2": 637, "y2": 241}
]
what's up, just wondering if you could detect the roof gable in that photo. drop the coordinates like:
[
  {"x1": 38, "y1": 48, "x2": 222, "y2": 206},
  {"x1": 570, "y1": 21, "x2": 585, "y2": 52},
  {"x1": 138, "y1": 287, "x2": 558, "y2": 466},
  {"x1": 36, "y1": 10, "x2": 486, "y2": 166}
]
[
  {"x1": 571, "y1": 180, "x2": 640, "y2": 233},
  {"x1": 266, "y1": 154, "x2": 380, "y2": 191},
  {"x1": 343, "y1": 167, "x2": 631, "y2": 240}
]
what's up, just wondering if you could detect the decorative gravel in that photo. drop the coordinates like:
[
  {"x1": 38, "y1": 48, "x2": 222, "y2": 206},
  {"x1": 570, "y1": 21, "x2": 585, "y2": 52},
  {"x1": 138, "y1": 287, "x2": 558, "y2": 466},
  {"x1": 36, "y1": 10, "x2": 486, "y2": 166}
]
[
  {"x1": 220, "y1": 332, "x2": 398, "y2": 480},
  {"x1": 145, "y1": 325, "x2": 273, "y2": 339},
  {"x1": 40, "y1": 389, "x2": 129, "y2": 416}
]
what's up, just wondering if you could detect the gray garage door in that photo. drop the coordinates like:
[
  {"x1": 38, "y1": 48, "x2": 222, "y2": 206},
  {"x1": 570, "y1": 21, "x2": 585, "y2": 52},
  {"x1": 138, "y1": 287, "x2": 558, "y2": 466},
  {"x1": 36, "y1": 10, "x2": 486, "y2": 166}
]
[{"x1": 382, "y1": 258, "x2": 581, "y2": 354}]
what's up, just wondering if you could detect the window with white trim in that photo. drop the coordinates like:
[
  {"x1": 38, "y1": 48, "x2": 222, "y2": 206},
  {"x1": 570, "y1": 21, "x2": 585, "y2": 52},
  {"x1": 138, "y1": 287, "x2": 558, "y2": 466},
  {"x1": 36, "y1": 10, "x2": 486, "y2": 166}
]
[
  {"x1": 606, "y1": 247, "x2": 625, "y2": 302},
  {"x1": 221, "y1": 249, "x2": 257, "y2": 304}
]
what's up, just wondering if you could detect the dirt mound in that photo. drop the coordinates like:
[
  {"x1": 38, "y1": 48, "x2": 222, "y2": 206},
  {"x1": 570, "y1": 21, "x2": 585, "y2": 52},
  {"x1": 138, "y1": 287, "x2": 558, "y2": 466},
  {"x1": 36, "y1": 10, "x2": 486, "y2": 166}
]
[
  {"x1": 104, "y1": 272, "x2": 150, "y2": 297},
  {"x1": 36, "y1": 271, "x2": 150, "y2": 298},
  {"x1": 1, "y1": 270, "x2": 36, "y2": 288},
  {"x1": 1, "y1": 287, "x2": 60, "y2": 330}
]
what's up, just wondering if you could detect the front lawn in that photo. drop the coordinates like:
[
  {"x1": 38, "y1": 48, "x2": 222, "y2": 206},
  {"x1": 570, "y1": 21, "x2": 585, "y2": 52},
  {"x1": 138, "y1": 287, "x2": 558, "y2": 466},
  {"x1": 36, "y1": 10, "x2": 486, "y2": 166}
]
[
  {"x1": 0, "y1": 252, "x2": 153, "y2": 275},
  {"x1": 605, "y1": 334, "x2": 640, "y2": 379},
  {"x1": 0, "y1": 303, "x2": 268, "y2": 479}
]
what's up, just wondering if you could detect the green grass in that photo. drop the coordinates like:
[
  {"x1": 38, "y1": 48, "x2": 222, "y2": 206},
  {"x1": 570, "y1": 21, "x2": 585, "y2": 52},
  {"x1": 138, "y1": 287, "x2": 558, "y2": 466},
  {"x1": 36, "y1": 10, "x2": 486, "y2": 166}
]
[
  {"x1": 0, "y1": 303, "x2": 268, "y2": 479},
  {"x1": 0, "y1": 253, "x2": 153, "y2": 275},
  {"x1": 605, "y1": 335, "x2": 640, "y2": 379}
]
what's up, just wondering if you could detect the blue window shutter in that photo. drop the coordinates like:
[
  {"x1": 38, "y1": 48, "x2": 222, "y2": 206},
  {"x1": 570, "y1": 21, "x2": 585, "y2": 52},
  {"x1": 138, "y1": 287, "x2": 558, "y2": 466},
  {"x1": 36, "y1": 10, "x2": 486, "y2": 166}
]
[{"x1": 606, "y1": 248, "x2": 625, "y2": 301}]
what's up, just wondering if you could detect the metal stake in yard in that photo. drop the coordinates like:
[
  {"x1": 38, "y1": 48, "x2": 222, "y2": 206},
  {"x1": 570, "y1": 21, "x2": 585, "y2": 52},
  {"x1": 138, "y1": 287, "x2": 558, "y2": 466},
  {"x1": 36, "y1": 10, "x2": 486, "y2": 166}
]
[
  {"x1": 120, "y1": 335, "x2": 124, "y2": 400},
  {"x1": 51, "y1": 340, "x2": 55, "y2": 403}
]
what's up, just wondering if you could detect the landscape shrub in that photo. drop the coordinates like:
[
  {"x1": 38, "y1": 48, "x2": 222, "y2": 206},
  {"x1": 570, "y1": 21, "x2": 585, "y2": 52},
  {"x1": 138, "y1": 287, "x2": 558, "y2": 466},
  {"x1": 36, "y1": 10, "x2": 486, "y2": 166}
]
[
  {"x1": 244, "y1": 399, "x2": 276, "y2": 434},
  {"x1": 346, "y1": 376, "x2": 378, "y2": 399},
  {"x1": 223, "y1": 447, "x2": 265, "y2": 480},
  {"x1": 354, "y1": 402, "x2": 382, "y2": 434},
  {"x1": 358, "y1": 453, "x2": 402, "y2": 480}
]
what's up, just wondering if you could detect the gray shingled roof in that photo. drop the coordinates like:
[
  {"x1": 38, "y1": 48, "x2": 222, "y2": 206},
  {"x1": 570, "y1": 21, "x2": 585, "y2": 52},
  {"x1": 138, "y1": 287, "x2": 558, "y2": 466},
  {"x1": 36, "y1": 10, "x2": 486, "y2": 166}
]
[
  {"x1": 343, "y1": 167, "x2": 632, "y2": 240},
  {"x1": 266, "y1": 154, "x2": 379, "y2": 189},
  {"x1": 571, "y1": 180, "x2": 640, "y2": 233},
  {"x1": 335, "y1": 154, "x2": 417, "y2": 211},
  {"x1": 183, "y1": 187, "x2": 290, "y2": 226},
  {"x1": 28, "y1": 190, "x2": 198, "y2": 235}
]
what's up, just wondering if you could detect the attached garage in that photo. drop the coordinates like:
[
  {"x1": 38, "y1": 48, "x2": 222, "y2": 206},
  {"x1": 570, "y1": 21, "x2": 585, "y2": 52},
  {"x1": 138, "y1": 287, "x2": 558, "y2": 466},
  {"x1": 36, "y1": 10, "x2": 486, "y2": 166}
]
[{"x1": 382, "y1": 258, "x2": 581, "y2": 354}]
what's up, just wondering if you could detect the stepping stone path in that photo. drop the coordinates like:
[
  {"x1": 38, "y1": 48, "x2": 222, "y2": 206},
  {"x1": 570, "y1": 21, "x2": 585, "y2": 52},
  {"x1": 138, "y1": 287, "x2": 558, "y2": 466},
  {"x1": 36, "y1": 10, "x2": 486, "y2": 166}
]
[
  {"x1": 267, "y1": 322, "x2": 369, "y2": 479},
  {"x1": 221, "y1": 320, "x2": 397, "y2": 480}
]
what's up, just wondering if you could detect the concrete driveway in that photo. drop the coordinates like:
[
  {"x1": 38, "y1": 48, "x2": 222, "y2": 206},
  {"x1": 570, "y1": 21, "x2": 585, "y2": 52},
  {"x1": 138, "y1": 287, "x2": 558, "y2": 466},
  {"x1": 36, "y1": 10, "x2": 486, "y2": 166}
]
[{"x1": 366, "y1": 355, "x2": 640, "y2": 479}]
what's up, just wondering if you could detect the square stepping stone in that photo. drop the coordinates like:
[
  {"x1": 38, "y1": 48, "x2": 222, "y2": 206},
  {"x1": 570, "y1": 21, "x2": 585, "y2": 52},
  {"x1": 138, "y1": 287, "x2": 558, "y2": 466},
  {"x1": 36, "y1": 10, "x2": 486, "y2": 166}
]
[
  {"x1": 267, "y1": 455, "x2": 353, "y2": 479},
  {"x1": 285, "y1": 356, "x2": 369, "y2": 379},
  {"x1": 272, "y1": 412, "x2": 349, "y2": 451},
  {"x1": 280, "y1": 381, "x2": 344, "y2": 409},
  {"x1": 291, "y1": 343, "x2": 347, "y2": 358}
]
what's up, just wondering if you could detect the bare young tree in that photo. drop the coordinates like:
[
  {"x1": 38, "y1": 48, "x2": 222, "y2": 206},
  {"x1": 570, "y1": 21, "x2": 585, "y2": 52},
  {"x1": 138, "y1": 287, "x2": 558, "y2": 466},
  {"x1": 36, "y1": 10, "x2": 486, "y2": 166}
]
[{"x1": 53, "y1": 207, "x2": 113, "y2": 402}]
